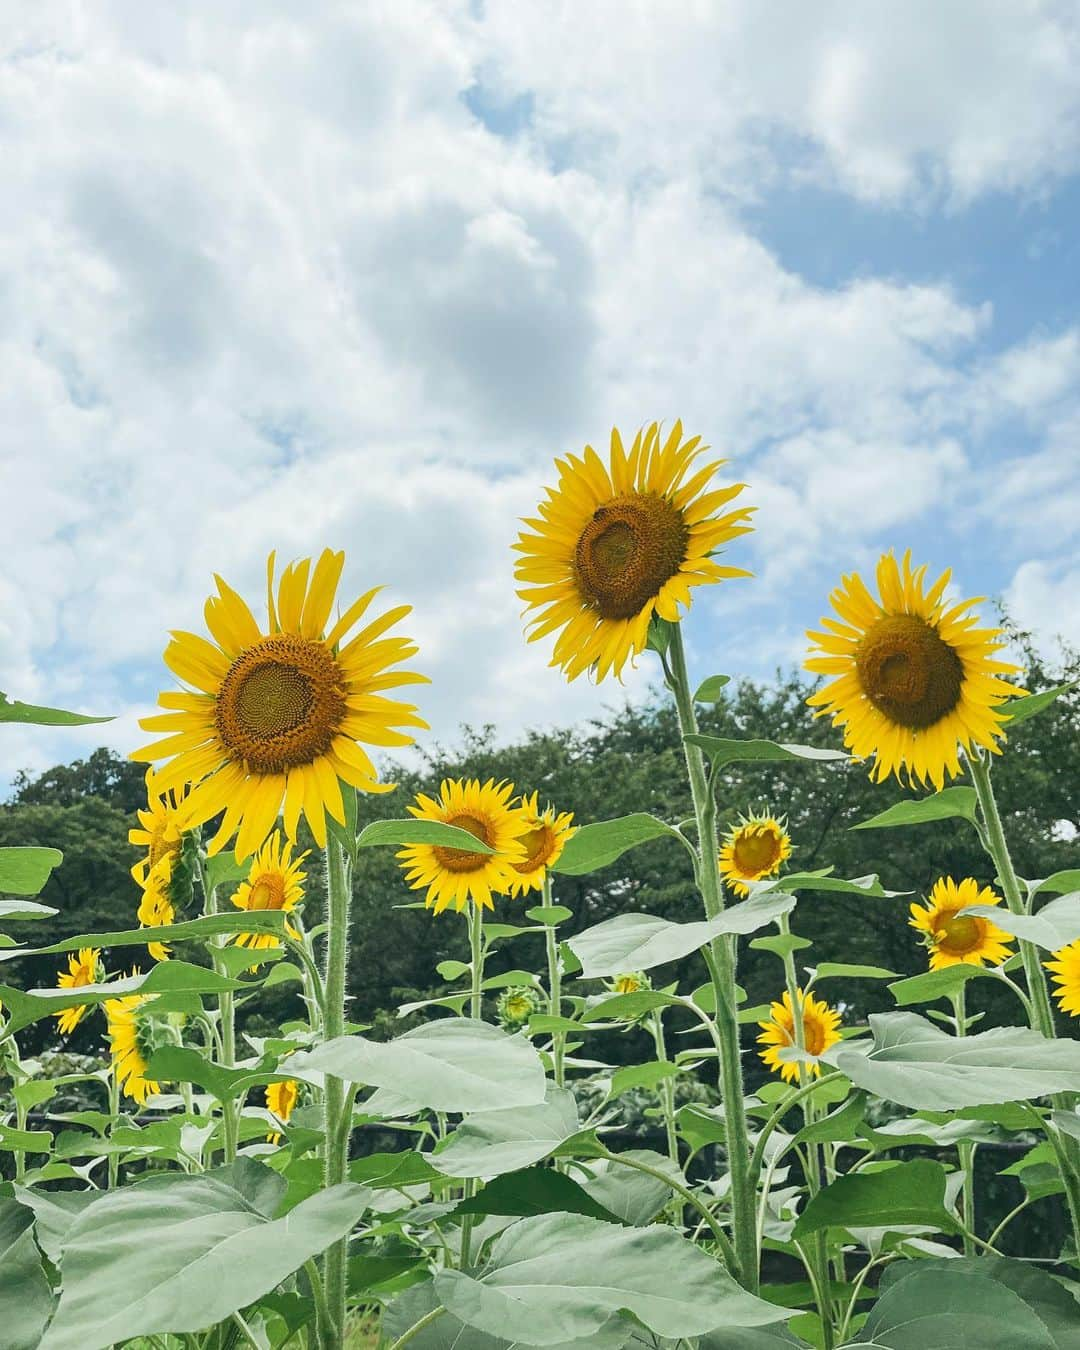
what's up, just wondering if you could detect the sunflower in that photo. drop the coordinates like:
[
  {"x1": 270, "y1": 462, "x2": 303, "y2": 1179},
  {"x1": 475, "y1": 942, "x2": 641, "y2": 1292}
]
[
  {"x1": 757, "y1": 990, "x2": 842, "y2": 1084},
  {"x1": 515, "y1": 422, "x2": 754, "y2": 682},
  {"x1": 909, "y1": 877, "x2": 1014, "y2": 970},
  {"x1": 137, "y1": 883, "x2": 174, "y2": 963},
  {"x1": 397, "y1": 778, "x2": 529, "y2": 914},
  {"x1": 266, "y1": 1078, "x2": 299, "y2": 1143},
  {"x1": 609, "y1": 972, "x2": 652, "y2": 996},
  {"x1": 105, "y1": 988, "x2": 162, "y2": 1105},
  {"x1": 505, "y1": 792, "x2": 575, "y2": 897},
  {"x1": 1046, "y1": 941, "x2": 1080, "y2": 1017},
  {"x1": 232, "y1": 831, "x2": 308, "y2": 953},
  {"x1": 806, "y1": 550, "x2": 1023, "y2": 790},
  {"x1": 134, "y1": 549, "x2": 428, "y2": 859},
  {"x1": 497, "y1": 986, "x2": 543, "y2": 1032},
  {"x1": 719, "y1": 812, "x2": 792, "y2": 897},
  {"x1": 53, "y1": 948, "x2": 103, "y2": 1035},
  {"x1": 129, "y1": 779, "x2": 190, "y2": 889}
]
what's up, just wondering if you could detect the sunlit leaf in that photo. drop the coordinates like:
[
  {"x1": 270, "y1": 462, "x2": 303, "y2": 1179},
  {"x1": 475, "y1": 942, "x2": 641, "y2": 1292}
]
[
  {"x1": 851, "y1": 787, "x2": 978, "y2": 831},
  {"x1": 793, "y1": 1160, "x2": 960, "y2": 1239},
  {"x1": 0, "y1": 691, "x2": 111, "y2": 726},
  {"x1": 356, "y1": 819, "x2": 494, "y2": 853},
  {"x1": 685, "y1": 736, "x2": 849, "y2": 768},
  {"x1": 428, "y1": 1087, "x2": 585, "y2": 1178},
  {"x1": 553, "y1": 814, "x2": 683, "y2": 876},
  {"x1": 0, "y1": 846, "x2": 63, "y2": 896},
  {"x1": 0, "y1": 1198, "x2": 54, "y2": 1350}
]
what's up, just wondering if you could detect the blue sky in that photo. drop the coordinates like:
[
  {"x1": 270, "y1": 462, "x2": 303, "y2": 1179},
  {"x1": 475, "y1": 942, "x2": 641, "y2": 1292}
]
[{"x1": 2, "y1": 2, "x2": 1079, "y2": 788}]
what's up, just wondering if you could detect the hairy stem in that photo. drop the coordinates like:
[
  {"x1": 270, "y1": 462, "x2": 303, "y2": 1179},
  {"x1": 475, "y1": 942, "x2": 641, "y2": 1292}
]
[{"x1": 321, "y1": 832, "x2": 353, "y2": 1349}]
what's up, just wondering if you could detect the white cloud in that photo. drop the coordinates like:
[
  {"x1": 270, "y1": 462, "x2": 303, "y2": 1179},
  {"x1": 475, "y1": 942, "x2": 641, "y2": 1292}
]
[{"x1": 1006, "y1": 559, "x2": 1080, "y2": 653}]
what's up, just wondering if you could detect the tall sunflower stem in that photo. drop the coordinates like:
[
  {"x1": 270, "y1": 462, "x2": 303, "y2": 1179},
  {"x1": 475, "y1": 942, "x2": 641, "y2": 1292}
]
[
  {"x1": 651, "y1": 1008, "x2": 683, "y2": 1225},
  {"x1": 460, "y1": 904, "x2": 487, "y2": 1268},
  {"x1": 951, "y1": 988, "x2": 977, "y2": 1256},
  {"x1": 321, "y1": 832, "x2": 353, "y2": 1350},
  {"x1": 203, "y1": 876, "x2": 240, "y2": 1164},
  {"x1": 666, "y1": 622, "x2": 759, "y2": 1292},
  {"x1": 107, "y1": 1068, "x2": 120, "y2": 1189},
  {"x1": 543, "y1": 873, "x2": 565, "y2": 1089}
]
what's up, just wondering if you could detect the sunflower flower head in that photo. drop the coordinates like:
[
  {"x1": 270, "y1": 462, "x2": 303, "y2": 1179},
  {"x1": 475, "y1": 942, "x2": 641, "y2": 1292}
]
[
  {"x1": 129, "y1": 777, "x2": 194, "y2": 891},
  {"x1": 497, "y1": 985, "x2": 543, "y2": 1032},
  {"x1": 265, "y1": 1077, "x2": 301, "y2": 1143},
  {"x1": 133, "y1": 549, "x2": 429, "y2": 859},
  {"x1": 514, "y1": 422, "x2": 754, "y2": 682},
  {"x1": 1046, "y1": 941, "x2": 1080, "y2": 1018},
  {"x1": 137, "y1": 882, "x2": 175, "y2": 963},
  {"x1": 505, "y1": 792, "x2": 575, "y2": 897},
  {"x1": 608, "y1": 971, "x2": 652, "y2": 997},
  {"x1": 106, "y1": 984, "x2": 165, "y2": 1105},
  {"x1": 232, "y1": 830, "x2": 308, "y2": 957},
  {"x1": 397, "y1": 778, "x2": 529, "y2": 914},
  {"x1": 719, "y1": 811, "x2": 792, "y2": 897},
  {"x1": 805, "y1": 550, "x2": 1024, "y2": 790},
  {"x1": 53, "y1": 947, "x2": 104, "y2": 1036},
  {"x1": 757, "y1": 989, "x2": 842, "y2": 1084},
  {"x1": 909, "y1": 877, "x2": 1014, "y2": 970}
]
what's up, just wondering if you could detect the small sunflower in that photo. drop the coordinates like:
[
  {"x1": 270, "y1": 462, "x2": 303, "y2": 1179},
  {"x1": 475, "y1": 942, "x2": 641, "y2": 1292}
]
[
  {"x1": 397, "y1": 778, "x2": 529, "y2": 914},
  {"x1": 266, "y1": 1078, "x2": 299, "y2": 1143},
  {"x1": 129, "y1": 779, "x2": 190, "y2": 889},
  {"x1": 106, "y1": 988, "x2": 162, "y2": 1105},
  {"x1": 757, "y1": 990, "x2": 842, "y2": 1084},
  {"x1": 497, "y1": 986, "x2": 543, "y2": 1032},
  {"x1": 232, "y1": 831, "x2": 308, "y2": 953},
  {"x1": 53, "y1": 948, "x2": 103, "y2": 1035},
  {"x1": 719, "y1": 812, "x2": 792, "y2": 897},
  {"x1": 806, "y1": 550, "x2": 1024, "y2": 790},
  {"x1": 515, "y1": 422, "x2": 754, "y2": 682},
  {"x1": 137, "y1": 884, "x2": 174, "y2": 963},
  {"x1": 608, "y1": 972, "x2": 652, "y2": 996},
  {"x1": 134, "y1": 549, "x2": 428, "y2": 859},
  {"x1": 1046, "y1": 941, "x2": 1080, "y2": 1017},
  {"x1": 506, "y1": 792, "x2": 575, "y2": 897},
  {"x1": 909, "y1": 877, "x2": 1014, "y2": 970}
]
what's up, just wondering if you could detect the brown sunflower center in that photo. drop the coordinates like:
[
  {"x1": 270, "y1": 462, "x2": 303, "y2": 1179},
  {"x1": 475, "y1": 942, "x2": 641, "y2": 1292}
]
[
  {"x1": 432, "y1": 813, "x2": 492, "y2": 874},
  {"x1": 247, "y1": 873, "x2": 287, "y2": 911},
  {"x1": 215, "y1": 634, "x2": 347, "y2": 774},
  {"x1": 936, "y1": 912, "x2": 982, "y2": 956},
  {"x1": 731, "y1": 827, "x2": 783, "y2": 876},
  {"x1": 513, "y1": 823, "x2": 556, "y2": 875},
  {"x1": 574, "y1": 492, "x2": 689, "y2": 620},
  {"x1": 855, "y1": 614, "x2": 963, "y2": 729}
]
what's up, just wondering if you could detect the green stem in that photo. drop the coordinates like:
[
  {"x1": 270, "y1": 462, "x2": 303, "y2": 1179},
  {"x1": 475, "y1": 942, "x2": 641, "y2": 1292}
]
[
  {"x1": 665, "y1": 624, "x2": 759, "y2": 1292},
  {"x1": 951, "y1": 988, "x2": 977, "y2": 1256},
  {"x1": 543, "y1": 873, "x2": 566, "y2": 1089},
  {"x1": 651, "y1": 1009, "x2": 681, "y2": 1177},
  {"x1": 459, "y1": 904, "x2": 487, "y2": 1268},
  {"x1": 108, "y1": 1068, "x2": 120, "y2": 1189},
  {"x1": 202, "y1": 873, "x2": 239, "y2": 1164},
  {"x1": 321, "y1": 833, "x2": 353, "y2": 1349},
  {"x1": 387, "y1": 1306, "x2": 446, "y2": 1350}
]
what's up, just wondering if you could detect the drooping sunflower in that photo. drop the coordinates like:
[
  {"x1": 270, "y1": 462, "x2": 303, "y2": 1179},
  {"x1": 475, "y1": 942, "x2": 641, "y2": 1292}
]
[
  {"x1": 266, "y1": 1078, "x2": 300, "y2": 1143},
  {"x1": 53, "y1": 948, "x2": 103, "y2": 1035},
  {"x1": 232, "y1": 831, "x2": 308, "y2": 953},
  {"x1": 129, "y1": 779, "x2": 190, "y2": 889},
  {"x1": 134, "y1": 549, "x2": 428, "y2": 859},
  {"x1": 757, "y1": 990, "x2": 842, "y2": 1084},
  {"x1": 805, "y1": 550, "x2": 1024, "y2": 790},
  {"x1": 505, "y1": 792, "x2": 575, "y2": 897},
  {"x1": 515, "y1": 422, "x2": 754, "y2": 682},
  {"x1": 137, "y1": 884, "x2": 174, "y2": 963},
  {"x1": 909, "y1": 877, "x2": 1014, "y2": 970},
  {"x1": 719, "y1": 812, "x2": 792, "y2": 897},
  {"x1": 105, "y1": 988, "x2": 162, "y2": 1105},
  {"x1": 397, "y1": 778, "x2": 529, "y2": 914},
  {"x1": 1046, "y1": 941, "x2": 1080, "y2": 1017}
]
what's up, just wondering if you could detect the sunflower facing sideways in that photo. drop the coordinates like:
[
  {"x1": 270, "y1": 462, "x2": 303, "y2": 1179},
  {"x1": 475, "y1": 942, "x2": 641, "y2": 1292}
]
[
  {"x1": 1046, "y1": 941, "x2": 1080, "y2": 1018},
  {"x1": 106, "y1": 988, "x2": 162, "y2": 1105},
  {"x1": 133, "y1": 549, "x2": 428, "y2": 859},
  {"x1": 757, "y1": 990, "x2": 842, "y2": 1084},
  {"x1": 806, "y1": 550, "x2": 1023, "y2": 790},
  {"x1": 266, "y1": 1078, "x2": 300, "y2": 1144},
  {"x1": 719, "y1": 812, "x2": 792, "y2": 897},
  {"x1": 505, "y1": 792, "x2": 575, "y2": 897},
  {"x1": 397, "y1": 778, "x2": 529, "y2": 914},
  {"x1": 53, "y1": 948, "x2": 103, "y2": 1035},
  {"x1": 129, "y1": 779, "x2": 190, "y2": 890},
  {"x1": 909, "y1": 877, "x2": 1014, "y2": 971},
  {"x1": 232, "y1": 831, "x2": 308, "y2": 954},
  {"x1": 515, "y1": 422, "x2": 754, "y2": 682},
  {"x1": 137, "y1": 883, "x2": 174, "y2": 963}
]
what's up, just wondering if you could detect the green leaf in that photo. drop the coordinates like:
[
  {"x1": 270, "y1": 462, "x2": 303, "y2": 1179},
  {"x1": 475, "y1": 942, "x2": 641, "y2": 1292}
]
[
  {"x1": 832, "y1": 1011, "x2": 1080, "y2": 1110},
  {"x1": 436, "y1": 959, "x2": 470, "y2": 981},
  {"x1": 0, "y1": 1198, "x2": 54, "y2": 1350},
  {"x1": 433, "y1": 1213, "x2": 789, "y2": 1346},
  {"x1": 0, "y1": 1123, "x2": 53, "y2": 1153},
  {"x1": 685, "y1": 735, "x2": 849, "y2": 768},
  {"x1": 580, "y1": 1150, "x2": 685, "y2": 1227},
  {"x1": 553, "y1": 814, "x2": 682, "y2": 876},
  {"x1": 0, "y1": 846, "x2": 63, "y2": 896},
  {"x1": 454, "y1": 1165, "x2": 623, "y2": 1225},
  {"x1": 793, "y1": 1092, "x2": 866, "y2": 1146},
  {"x1": 610, "y1": 1061, "x2": 682, "y2": 1096},
  {"x1": 428, "y1": 1087, "x2": 584, "y2": 1178},
  {"x1": 581, "y1": 990, "x2": 682, "y2": 1023},
  {"x1": 793, "y1": 1159, "x2": 959, "y2": 1239},
  {"x1": 38, "y1": 1176, "x2": 372, "y2": 1350},
  {"x1": 145, "y1": 1045, "x2": 296, "y2": 1101},
  {"x1": 887, "y1": 962, "x2": 999, "y2": 1007},
  {"x1": 288, "y1": 1018, "x2": 547, "y2": 1114},
  {"x1": 327, "y1": 782, "x2": 359, "y2": 860},
  {"x1": 203, "y1": 852, "x2": 249, "y2": 896},
  {"x1": 0, "y1": 910, "x2": 288, "y2": 962},
  {"x1": 0, "y1": 898, "x2": 58, "y2": 921},
  {"x1": 525, "y1": 905, "x2": 574, "y2": 926},
  {"x1": 851, "y1": 786, "x2": 978, "y2": 831},
  {"x1": 1000, "y1": 682, "x2": 1078, "y2": 729},
  {"x1": 772, "y1": 872, "x2": 906, "y2": 898},
  {"x1": 1029, "y1": 870, "x2": 1080, "y2": 898},
  {"x1": 693, "y1": 674, "x2": 731, "y2": 703},
  {"x1": 567, "y1": 892, "x2": 795, "y2": 977},
  {"x1": 356, "y1": 819, "x2": 494, "y2": 853},
  {"x1": 812, "y1": 963, "x2": 898, "y2": 982},
  {"x1": 961, "y1": 894, "x2": 1080, "y2": 951},
  {"x1": 0, "y1": 691, "x2": 111, "y2": 726},
  {"x1": 751, "y1": 933, "x2": 813, "y2": 960}
]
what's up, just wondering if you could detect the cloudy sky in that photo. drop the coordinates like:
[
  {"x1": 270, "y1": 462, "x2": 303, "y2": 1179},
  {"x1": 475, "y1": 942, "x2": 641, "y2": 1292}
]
[{"x1": 3, "y1": 1, "x2": 1079, "y2": 785}]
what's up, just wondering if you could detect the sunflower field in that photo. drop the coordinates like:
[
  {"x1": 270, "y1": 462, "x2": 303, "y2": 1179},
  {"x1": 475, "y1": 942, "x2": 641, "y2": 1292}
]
[{"x1": 3, "y1": 421, "x2": 1080, "y2": 1350}]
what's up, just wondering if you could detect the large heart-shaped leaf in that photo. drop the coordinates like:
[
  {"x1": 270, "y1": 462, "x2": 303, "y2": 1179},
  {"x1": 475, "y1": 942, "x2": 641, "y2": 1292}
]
[
  {"x1": 356, "y1": 819, "x2": 495, "y2": 853},
  {"x1": 0, "y1": 847, "x2": 64, "y2": 896},
  {"x1": 832, "y1": 1012, "x2": 1080, "y2": 1110},
  {"x1": 851, "y1": 787, "x2": 977, "y2": 832},
  {"x1": 960, "y1": 894, "x2": 1080, "y2": 951},
  {"x1": 429, "y1": 1088, "x2": 585, "y2": 1178},
  {"x1": 0, "y1": 1198, "x2": 54, "y2": 1350},
  {"x1": 553, "y1": 815, "x2": 682, "y2": 876},
  {"x1": 453, "y1": 1165, "x2": 621, "y2": 1225},
  {"x1": 793, "y1": 1160, "x2": 959, "y2": 1239},
  {"x1": 434, "y1": 1214, "x2": 789, "y2": 1346},
  {"x1": 288, "y1": 1019, "x2": 547, "y2": 1114}
]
